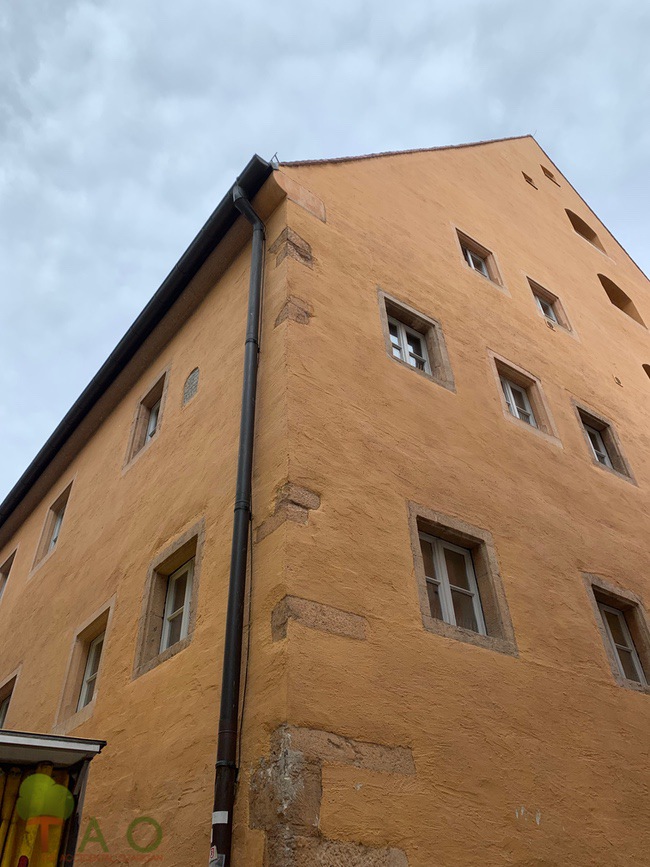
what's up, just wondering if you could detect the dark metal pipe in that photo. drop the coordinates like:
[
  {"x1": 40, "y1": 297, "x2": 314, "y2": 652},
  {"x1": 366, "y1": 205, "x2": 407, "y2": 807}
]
[{"x1": 210, "y1": 184, "x2": 265, "y2": 867}]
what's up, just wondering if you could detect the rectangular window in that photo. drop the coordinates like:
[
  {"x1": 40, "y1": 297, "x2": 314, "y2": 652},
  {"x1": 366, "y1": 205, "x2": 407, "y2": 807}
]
[
  {"x1": 500, "y1": 377, "x2": 537, "y2": 427},
  {"x1": 379, "y1": 292, "x2": 455, "y2": 391},
  {"x1": 160, "y1": 560, "x2": 194, "y2": 652},
  {"x1": 0, "y1": 552, "x2": 16, "y2": 602},
  {"x1": 127, "y1": 373, "x2": 167, "y2": 462},
  {"x1": 528, "y1": 279, "x2": 571, "y2": 331},
  {"x1": 575, "y1": 404, "x2": 631, "y2": 479},
  {"x1": 535, "y1": 294, "x2": 556, "y2": 322},
  {"x1": 77, "y1": 632, "x2": 105, "y2": 711},
  {"x1": 456, "y1": 231, "x2": 502, "y2": 285},
  {"x1": 409, "y1": 504, "x2": 517, "y2": 656},
  {"x1": 598, "y1": 603, "x2": 646, "y2": 685},
  {"x1": 34, "y1": 483, "x2": 73, "y2": 567},
  {"x1": 388, "y1": 317, "x2": 430, "y2": 373},
  {"x1": 418, "y1": 533, "x2": 486, "y2": 634}
]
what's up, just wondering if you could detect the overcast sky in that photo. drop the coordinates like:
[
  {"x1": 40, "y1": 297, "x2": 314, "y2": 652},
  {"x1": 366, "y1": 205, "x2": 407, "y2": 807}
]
[{"x1": 0, "y1": 0, "x2": 648, "y2": 499}]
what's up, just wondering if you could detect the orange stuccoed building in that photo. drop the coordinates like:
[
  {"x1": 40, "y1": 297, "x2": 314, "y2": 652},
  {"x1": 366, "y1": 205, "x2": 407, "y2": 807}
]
[{"x1": 0, "y1": 136, "x2": 649, "y2": 866}]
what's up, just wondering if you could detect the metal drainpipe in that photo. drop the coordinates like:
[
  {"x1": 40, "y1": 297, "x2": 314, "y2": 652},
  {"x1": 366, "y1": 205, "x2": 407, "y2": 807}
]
[{"x1": 210, "y1": 184, "x2": 265, "y2": 867}]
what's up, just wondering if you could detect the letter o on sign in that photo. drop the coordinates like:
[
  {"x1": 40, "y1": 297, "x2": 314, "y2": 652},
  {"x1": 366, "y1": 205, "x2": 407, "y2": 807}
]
[{"x1": 126, "y1": 816, "x2": 163, "y2": 852}]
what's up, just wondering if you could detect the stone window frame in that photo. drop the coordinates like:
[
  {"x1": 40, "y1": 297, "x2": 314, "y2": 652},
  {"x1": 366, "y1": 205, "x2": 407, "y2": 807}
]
[
  {"x1": 571, "y1": 399, "x2": 635, "y2": 484},
  {"x1": 124, "y1": 367, "x2": 170, "y2": 469},
  {"x1": 488, "y1": 351, "x2": 560, "y2": 444},
  {"x1": 133, "y1": 519, "x2": 205, "y2": 679},
  {"x1": 583, "y1": 574, "x2": 650, "y2": 696},
  {"x1": 454, "y1": 228, "x2": 506, "y2": 291},
  {"x1": 0, "y1": 549, "x2": 17, "y2": 604},
  {"x1": 407, "y1": 501, "x2": 517, "y2": 656},
  {"x1": 31, "y1": 481, "x2": 74, "y2": 574},
  {"x1": 53, "y1": 599, "x2": 115, "y2": 734},
  {"x1": 0, "y1": 669, "x2": 19, "y2": 730},
  {"x1": 527, "y1": 277, "x2": 574, "y2": 335},
  {"x1": 377, "y1": 289, "x2": 455, "y2": 392}
]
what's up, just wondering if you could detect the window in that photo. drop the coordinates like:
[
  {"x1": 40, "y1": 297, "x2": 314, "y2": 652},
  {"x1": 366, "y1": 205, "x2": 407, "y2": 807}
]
[
  {"x1": 419, "y1": 534, "x2": 486, "y2": 634},
  {"x1": 598, "y1": 274, "x2": 646, "y2": 327},
  {"x1": 522, "y1": 172, "x2": 537, "y2": 189},
  {"x1": 528, "y1": 279, "x2": 571, "y2": 331},
  {"x1": 409, "y1": 503, "x2": 517, "y2": 656},
  {"x1": 34, "y1": 483, "x2": 72, "y2": 566},
  {"x1": 388, "y1": 318, "x2": 430, "y2": 373},
  {"x1": 574, "y1": 404, "x2": 631, "y2": 479},
  {"x1": 456, "y1": 231, "x2": 502, "y2": 285},
  {"x1": 586, "y1": 576, "x2": 650, "y2": 693},
  {"x1": 598, "y1": 604, "x2": 646, "y2": 685},
  {"x1": 491, "y1": 354, "x2": 557, "y2": 438},
  {"x1": 160, "y1": 561, "x2": 194, "y2": 652},
  {"x1": 134, "y1": 521, "x2": 204, "y2": 678},
  {"x1": 378, "y1": 292, "x2": 455, "y2": 391},
  {"x1": 127, "y1": 373, "x2": 167, "y2": 462},
  {"x1": 0, "y1": 677, "x2": 16, "y2": 729},
  {"x1": 541, "y1": 166, "x2": 560, "y2": 186},
  {"x1": 182, "y1": 368, "x2": 200, "y2": 405},
  {"x1": 565, "y1": 210, "x2": 605, "y2": 252},
  {"x1": 0, "y1": 552, "x2": 16, "y2": 602},
  {"x1": 77, "y1": 633, "x2": 105, "y2": 711},
  {"x1": 500, "y1": 377, "x2": 536, "y2": 427}
]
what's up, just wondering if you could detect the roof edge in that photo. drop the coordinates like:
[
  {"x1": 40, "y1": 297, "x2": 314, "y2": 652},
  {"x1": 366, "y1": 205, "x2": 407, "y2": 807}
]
[
  {"x1": 0, "y1": 154, "x2": 273, "y2": 533},
  {"x1": 279, "y1": 134, "x2": 534, "y2": 167}
]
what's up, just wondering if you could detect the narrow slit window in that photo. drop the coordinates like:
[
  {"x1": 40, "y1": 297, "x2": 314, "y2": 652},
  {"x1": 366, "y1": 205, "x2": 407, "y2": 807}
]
[
  {"x1": 500, "y1": 377, "x2": 537, "y2": 427},
  {"x1": 0, "y1": 678, "x2": 16, "y2": 729},
  {"x1": 77, "y1": 632, "x2": 105, "y2": 711},
  {"x1": 388, "y1": 317, "x2": 430, "y2": 373},
  {"x1": 128, "y1": 374, "x2": 167, "y2": 462},
  {"x1": 598, "y1": 603, "x2": 647, "y2": 685},
  {"x1": 522, "y1": 172, "x2": 538, "y2": 189},
  {"x1": 35, "y1": 483, "x2": 73, "y2": 566},
  {"x1": 418, "y1": 533, "x2": 486, "y2": 635},
  {"x1": 160, "y1": 560, "x2": 194, "y2": 652},
  {"x1": 0, "y1": 552, "x2": 16, "y2": 602}
]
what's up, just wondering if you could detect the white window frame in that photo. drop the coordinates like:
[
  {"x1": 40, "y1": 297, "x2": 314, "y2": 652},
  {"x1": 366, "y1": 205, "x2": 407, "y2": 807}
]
[
  {"x1": 584, "y1": 423, "x2": 612, "y2": 468},
  {"x1": 146, "y1": 399, "x2": 162, "y2": 440},
  {"x1": 160, "y1": 560, "x2": 194, "y2": 652},
  {"x1": 462, "y1": 246, "x2": 489, "y2": 278},
  {"x1": 534, "y1": 293, "x2": 558, "y2": 323},
  {"x1": 77, "y1": 632, "x2": 105, "y2": 711},
  {"x1": 49, "y1": 507, "x2": 66, "y2": 551},
  {"x1": 500, "y1": 377, "x2": 537, "y2": 427},
  {"x1": 598, "y1": 603, "x2": 647, "y2": 685},
  {"x1": 418, "y1": 533, "x2": 487, "y2": 635},
  {"x1": 387, "y1": 316, "x2": 431, "y2": 373},
  {"x1": 0, "y1": 694, "x2": 11, "y2": 728}
]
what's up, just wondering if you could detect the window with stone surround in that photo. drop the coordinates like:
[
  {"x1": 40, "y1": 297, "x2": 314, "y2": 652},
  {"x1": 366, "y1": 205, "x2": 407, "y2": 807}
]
[
  {"x1": 574, "y1": 402, "x2": 633, "y2": 481},
  {"x1": 0, "y1": 551, "x2": 16, "y2": 603},
  {"x1": 126, "y1": 372, "x2": 168, "y2": 463},
  {"x1": 456, "y1": 230, "x2": 502, "y2": 285},
  {"x1": 34, "y1": 483, "x2": 73, "y2": 567},
  {"x1": 133, "y1": 521, "x2": 204, "y2": 678},
  {"x1": 490, "y1": 353, "x2": 558, "y2": 439},
  {"x1": 408, "y1": 503, "x2": 517, "y2": 656},
  {"x1": 378, "y1": 291, "x2": 455, "y2": 391},
  {"x1": 585, "y1": 575, "x2": 650, "y2": 694},
  {"x1": 528, "y1": 279, "x2": 571, "y2": 332}
]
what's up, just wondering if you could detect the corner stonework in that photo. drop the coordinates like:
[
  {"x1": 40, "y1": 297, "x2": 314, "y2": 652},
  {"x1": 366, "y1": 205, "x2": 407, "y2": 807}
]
[
  {"x1": 256, "y1": 483, "x2": 321, "y2": 542},
  {"x1": 250, "y1": 726, "x2": 412, "y2": 867}
]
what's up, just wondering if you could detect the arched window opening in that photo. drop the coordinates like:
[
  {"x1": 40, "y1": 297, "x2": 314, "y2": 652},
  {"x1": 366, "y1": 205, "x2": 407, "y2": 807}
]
[
  {"x1": 183, "y1": 368, "x2": 200, "y2": 404},
  {"x1": 598, "y1": 275, "x2": 646, "y2": 327},
  {"x1": 566, "y1": 210, "x2": 605, "y2": 253}
]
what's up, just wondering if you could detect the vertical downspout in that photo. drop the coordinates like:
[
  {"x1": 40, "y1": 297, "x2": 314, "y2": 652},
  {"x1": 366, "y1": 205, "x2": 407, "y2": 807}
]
[{"x1": 210, "y1": 184, "x2": 265, "y2": 867}]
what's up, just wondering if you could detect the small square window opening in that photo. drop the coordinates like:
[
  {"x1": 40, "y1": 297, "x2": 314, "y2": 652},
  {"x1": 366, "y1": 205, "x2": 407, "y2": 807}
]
[
  {"x1": 575, "y1": 405, "x2": 631, "y2": 479},
  {"x1": 456, "y1": 231, "x2": 502, "y2": 286},
  {"x1": 491, "y1": 354, "x2": 557, "y2": 438}
]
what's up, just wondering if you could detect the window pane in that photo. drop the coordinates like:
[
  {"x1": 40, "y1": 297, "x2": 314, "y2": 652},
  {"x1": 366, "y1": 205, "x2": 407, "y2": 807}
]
[
  {"x1": 426, "y1": 580, "x2": 443, "y2": 621},
  {"x1": 419, "y1": 539, "x2": 436, "y2": 579},
  {"x1": 444, "y1": 548, "x2": 471, "y2": 590},
  {"x1": 167, "y1": 614, "x2": 183, "y2": 647},
  {"x1": 603, "y1": 609, "x2": 628, "y2": 647},
  {"x1": 617, "y1": 648, "x2": 642, "y2": 683},
  {"x1": 172, "y1": 574, "x2": 188, "y2": 612},
  {"x1": 84, "y1": 678, "x2": 96, "y2": 705},
  {"x1": 451, "y1": 589, "x2": 478, "y2": 632},
  {"x1": 89, "y1": 639, "x2": 103, "y2": 676}
]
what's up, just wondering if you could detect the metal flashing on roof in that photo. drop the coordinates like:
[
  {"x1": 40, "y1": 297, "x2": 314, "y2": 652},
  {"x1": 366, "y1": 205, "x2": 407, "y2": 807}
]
[{"x1": 0, "y1": 729, "x2": 106, "y2": 767}]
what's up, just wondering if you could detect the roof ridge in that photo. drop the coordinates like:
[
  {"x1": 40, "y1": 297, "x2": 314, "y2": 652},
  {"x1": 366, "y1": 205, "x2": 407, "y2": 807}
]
[{"x1": 279, "y1": 134, "x2": 534, "y2": 167}]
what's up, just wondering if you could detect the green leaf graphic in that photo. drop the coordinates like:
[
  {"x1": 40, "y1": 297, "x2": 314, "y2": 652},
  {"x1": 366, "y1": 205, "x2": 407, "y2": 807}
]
[{"x1": 16, "y1": 774, "x2": 74, "y2": 821}]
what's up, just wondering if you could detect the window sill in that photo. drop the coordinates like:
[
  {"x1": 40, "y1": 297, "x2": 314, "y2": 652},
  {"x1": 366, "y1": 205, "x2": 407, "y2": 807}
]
[
  {"x1": 421, "y1": 614, "x2": 517, "y2": 657},
  {"x1": 387, "y1": 355, "x2": 455, "y2": 393},
  {"x1": 462, "y1": 263, "x2": 509, "y2": 296},
  {"x1": 122, "y1": 431, "x2": 161, "y2": 475},
  {"x1": 28, "y1": 546, "x2": 58, "y2": 581},
  {"x1": 133, "y1": 634, "x2": 192, "y2": 680},
  {"x1": 587, "y1": 458, "x2": 637, "y2": 486},
  {"x1": 52, "y1": 698, "x2": 96, "y2": 736}
]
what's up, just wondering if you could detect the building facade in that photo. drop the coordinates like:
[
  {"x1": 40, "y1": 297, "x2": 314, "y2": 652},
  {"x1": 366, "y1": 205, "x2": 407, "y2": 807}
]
[{"x1": 0, "y1": 136, "x2": 649, "y2": 866}]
